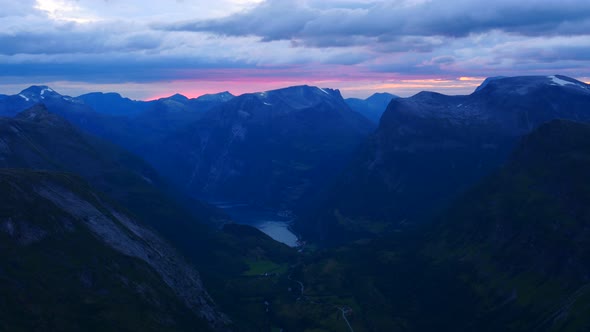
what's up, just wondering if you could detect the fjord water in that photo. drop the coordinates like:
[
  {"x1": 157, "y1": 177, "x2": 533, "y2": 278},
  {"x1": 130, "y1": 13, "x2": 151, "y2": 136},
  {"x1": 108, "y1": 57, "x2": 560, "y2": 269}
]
[{"x1": 214, "y1": 202, "x2": 299, "y2": 247}]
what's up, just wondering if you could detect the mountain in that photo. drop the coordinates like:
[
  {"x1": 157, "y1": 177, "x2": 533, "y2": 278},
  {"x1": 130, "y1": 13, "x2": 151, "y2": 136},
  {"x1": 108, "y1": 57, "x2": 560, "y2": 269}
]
[
  {"x1": 148, "y1": 85, "x2": 375, "y2": 210},
  {"x1": 77, "y1": 92, "x2": 149, "y2": 116},
  {"x1": 0, "y1": 87, "x2": 234, "y2": 159},
  {"x1": 0, "y1": 169, "x2": 228, "y2": 331},
  {"x1": 345, "y1": 92, "x2": 398, "y2": 123},
  {"x1": 0, "y1": 86, "x2": 373, "y2": 214},
  {"x1": 423, "y1": 118, "x2": 590, "y2": 330},
  {"x1": 77, "y1": 91, "x2": 235, "y2": 117},
  {"x1": 0, "y1": 104, "x2": 310, "y2": 330},
  {"x1": 197, "y1": 91, "x2": 235, "y2": 102},
  {"x1": 299, "y1": 75, "x2": 590, "y2": 244},
  {"x1": 0, "y1": 86, "x2": 93, "y2": 117},
  {"x1": 145, "y1": 91, "x2": 235, "y2": 115},
  {"x1": 288, "y1": 120, "x2": 590, "y2": 331},
  {"x1": 1, "y1": 104, "x2": 229, "y2": 248},
  {"x1": 192, "y1": 91, "x2": 235, "y2": 109}
]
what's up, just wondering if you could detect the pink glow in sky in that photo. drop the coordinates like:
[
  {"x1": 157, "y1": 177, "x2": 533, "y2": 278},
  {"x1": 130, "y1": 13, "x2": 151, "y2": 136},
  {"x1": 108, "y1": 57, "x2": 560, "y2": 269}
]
[{"x1": 1, "y1": 1, "x2": 590, "y2": 99}]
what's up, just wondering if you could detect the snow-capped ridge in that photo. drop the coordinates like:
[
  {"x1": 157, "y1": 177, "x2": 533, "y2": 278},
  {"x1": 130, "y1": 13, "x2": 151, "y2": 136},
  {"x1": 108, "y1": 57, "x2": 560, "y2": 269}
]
[
  {"x1": 548, "y1": 75, "x2": 585, "y2": 88},
  {"x1": 20, "y1": 85, "x2": 61, "y2": 97},
  {"x1": 474, "y1": 75, "x2": 589, "y2": 95}
]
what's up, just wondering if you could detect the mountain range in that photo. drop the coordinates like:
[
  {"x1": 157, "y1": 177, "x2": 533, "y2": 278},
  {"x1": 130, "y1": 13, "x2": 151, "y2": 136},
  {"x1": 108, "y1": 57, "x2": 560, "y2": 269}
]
[
  {"x1": 0, "y1": 104, "x2": 300, "y2": 331},
  {"x1": 145, "y1": 85, "x2": 375, "y2": 210},
  {"x1": 0, "y1": 85, "x2": 375, "y2": 212},
  {"x1": 290, "y1": 119, "x2": 590, "y2": 331},
  {"x1": 297, "y1": 75, "x2": 590, "y2": 244},
  {"x1": 1, "y1": 74, "x2": 590, "y2": 331},
  {"x1": 0, "y1": 169, "x2": 227, "y2": 331}
]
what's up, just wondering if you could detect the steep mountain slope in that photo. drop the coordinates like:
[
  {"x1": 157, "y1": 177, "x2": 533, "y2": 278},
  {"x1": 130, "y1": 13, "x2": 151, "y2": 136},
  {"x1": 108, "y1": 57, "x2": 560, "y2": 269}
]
[
  {"x1": 0, "y1": 105, "x2": 228, "y2": 253},
  {"x1": 0, "y1": 169, "x2": 228, "y2": 331},
  {"x1": 151, "y1": 85, "x2": 375, "y2": 210},
  {"x1": 345, "y1": 92, "x2": 398, "y2": 123},
  {"x1": 424, "y1": 118, "x2": 590, "y2": 331},
  {"x1": 291, "y1": 120, "x2": 590, "y2": 331},
  {"x1": 299, "y1": 75, "x2": 590, "y2": 244},
  {"x1": 0, "y1": 104, "x2": 308, "y2": 331}
]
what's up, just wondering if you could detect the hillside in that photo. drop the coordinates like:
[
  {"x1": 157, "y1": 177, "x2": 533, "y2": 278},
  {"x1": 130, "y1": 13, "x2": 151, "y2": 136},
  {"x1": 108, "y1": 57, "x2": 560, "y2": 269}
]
[
  {"x1": 299, "y1": 75, "x2": 590, "y2": 245},
  {"x1": 150, "y1": 85, "x2": 375, "y2": 210},
  {"x1": 0, "y1": 169, "x2": 228, "y2": 331},
  {"x1": 289, "y1": 119, "x2": 590, "y2": 331}
]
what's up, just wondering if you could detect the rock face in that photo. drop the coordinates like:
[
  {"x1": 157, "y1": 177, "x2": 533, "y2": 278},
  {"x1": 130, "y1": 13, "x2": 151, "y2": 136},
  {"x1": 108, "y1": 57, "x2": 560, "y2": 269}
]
[
  {"x1": 0, "y1": 169, "x2": 229, "y2": 331},
  {"x1": 299, "y1": 75, "x2": 590, "y2": 245},
  {"x1": 150, "y1": 85, "x2": 375, "y2": 210},
  {"x1": 345, "y1": 92, "x2": 398, "y2": 123}
]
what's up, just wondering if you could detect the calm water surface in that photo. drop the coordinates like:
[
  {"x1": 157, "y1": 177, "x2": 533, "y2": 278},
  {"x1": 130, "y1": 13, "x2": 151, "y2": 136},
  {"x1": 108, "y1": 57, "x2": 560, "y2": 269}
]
[{"x1": 214, "y1": 202, "x2": 299, "y2": 247}]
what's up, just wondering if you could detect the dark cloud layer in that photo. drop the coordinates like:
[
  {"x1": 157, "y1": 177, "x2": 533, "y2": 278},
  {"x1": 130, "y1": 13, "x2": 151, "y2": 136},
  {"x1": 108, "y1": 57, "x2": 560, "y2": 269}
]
[
  {"x1": 1, "y1": 0, "x2": 590, "y2": 98},
  {"x1": 161, "y1": 0, "x2": 590, "y2": 50}
]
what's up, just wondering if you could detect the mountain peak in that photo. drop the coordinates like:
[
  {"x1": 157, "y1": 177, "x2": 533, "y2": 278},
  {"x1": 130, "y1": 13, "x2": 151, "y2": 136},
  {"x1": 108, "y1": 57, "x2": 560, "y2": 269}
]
[
  {"x1": 165, "y1": 93, "x2": 189, "y2": 101},
  {"x1": 285, "y1": 85, "x2": 340, "y2": 96},
  {"x1": 19, "y1": 85, "x2": 61, "y2": 98},
  {"x1": 15, "y1": 104, "x2": 71, "y2": 128},
  {"x1": 547, "y1": 74, "x2": 587, "y2": 87},
  {"x1": 474, "y1": 76, "x2": 507, "y2": 92},
  {"x1": 196, "y1": 91, "x2": 235, "y2": 102},
  {"x1": 80, "y1": 92, "x2": 124, "y2": 99},
  {"x1": 257, "y1": 85, "x2": 343, "y2": 102},
  {"x1": 474, "y1": 75, "x2": 589, "y2": 95}
]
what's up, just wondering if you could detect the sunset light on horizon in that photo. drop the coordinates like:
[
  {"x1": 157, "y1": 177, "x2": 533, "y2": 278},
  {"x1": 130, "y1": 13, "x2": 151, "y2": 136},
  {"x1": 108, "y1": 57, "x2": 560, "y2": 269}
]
[{"x1": 1, "y1": 0, "x2": 590, "y2": 99}]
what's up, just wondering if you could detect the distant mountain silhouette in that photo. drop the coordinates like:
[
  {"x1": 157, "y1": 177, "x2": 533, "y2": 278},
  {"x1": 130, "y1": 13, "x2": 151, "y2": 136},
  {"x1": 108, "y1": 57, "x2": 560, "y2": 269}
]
[{"x1": 345, "y1": 92, "x2": 398, "y2": 123}]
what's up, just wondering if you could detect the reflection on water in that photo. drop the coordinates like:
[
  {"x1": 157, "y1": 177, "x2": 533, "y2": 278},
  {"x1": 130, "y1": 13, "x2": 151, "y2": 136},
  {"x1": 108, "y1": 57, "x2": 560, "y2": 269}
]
[
  {"x1": 256, "y1": 220, "x2": 299, "y2": 247},
  {"x1": 213, "y1": 202, "x2": 299, "y2": 247}
]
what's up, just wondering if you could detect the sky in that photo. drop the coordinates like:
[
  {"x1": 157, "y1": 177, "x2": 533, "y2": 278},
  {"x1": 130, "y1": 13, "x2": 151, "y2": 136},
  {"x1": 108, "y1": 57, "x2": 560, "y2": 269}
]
[{"x1": 1, "y1": 0, "x2": 590, "y2": 100}]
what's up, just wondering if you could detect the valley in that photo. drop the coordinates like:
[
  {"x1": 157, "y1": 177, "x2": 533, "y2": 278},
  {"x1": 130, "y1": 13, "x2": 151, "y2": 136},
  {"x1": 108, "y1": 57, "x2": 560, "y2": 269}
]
[
  {"x1": 4, "y1": 1, "x2": 590, "y2": 330},
  {"x1": 1, "y1": 74, "x2": 590, "y2": 331},
  {"x1": 213, "y1": 202, "x2": 300, "y2": 247}
]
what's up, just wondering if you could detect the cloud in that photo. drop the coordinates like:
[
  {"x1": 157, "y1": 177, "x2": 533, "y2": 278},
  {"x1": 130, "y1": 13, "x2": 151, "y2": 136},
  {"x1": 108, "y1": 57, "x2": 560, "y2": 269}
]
[
  {"x1": 1, "y1": 0, "x2": 590, "y2": 99},
  {"x1": 154, "y1": 0, "x2": 590, "y2": 60},
  {"x1": 0, "y1": 22, "x2": 163, "y2": 55},
  {"x1": 0, "y1": 0, "x2": 36, "y2": 17},
  {"x1": 160, "y1": 0, "x2": 590, "y2": 49}
]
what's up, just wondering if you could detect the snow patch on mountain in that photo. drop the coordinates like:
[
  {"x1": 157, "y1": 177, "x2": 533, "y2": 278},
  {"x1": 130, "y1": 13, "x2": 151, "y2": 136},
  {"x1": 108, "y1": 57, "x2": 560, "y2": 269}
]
[
  {"x1": 40, "y1": 88, "x2": 53, "y2": 96},
  {"x1": 549, "y1": 75, "x2": 578, "y2": 87}
]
